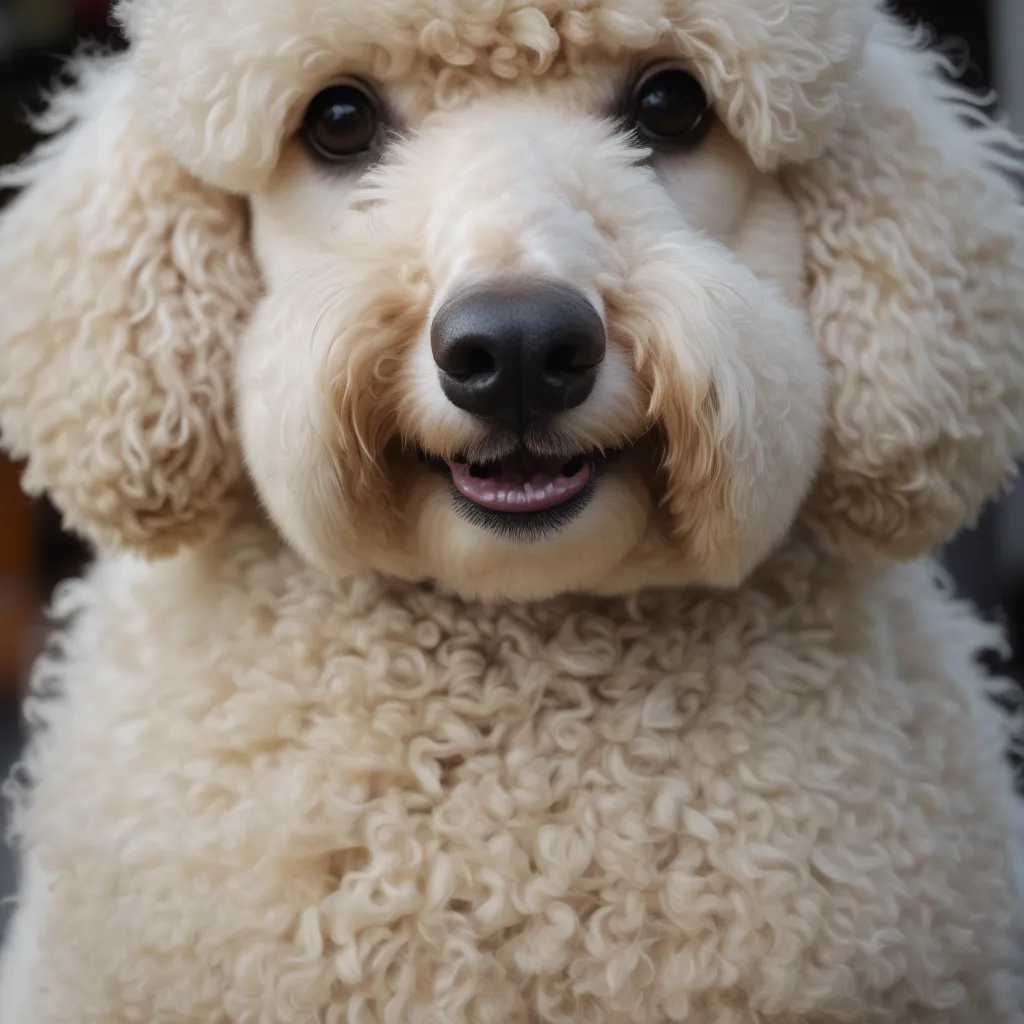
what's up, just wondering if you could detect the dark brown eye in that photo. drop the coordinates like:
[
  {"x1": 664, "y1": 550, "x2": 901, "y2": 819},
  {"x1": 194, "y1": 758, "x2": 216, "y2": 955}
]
[
  {"x1": 301, "y1": 83, "x2": 380, "y2": 162},
  {"x1": 631, "y1": 65, "x2": 712, "y2": 149}
]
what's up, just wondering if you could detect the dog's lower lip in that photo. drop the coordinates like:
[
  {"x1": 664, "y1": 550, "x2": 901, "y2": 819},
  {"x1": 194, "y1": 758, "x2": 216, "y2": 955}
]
[{"x1": 449, "y1": 453, "x2": 593, "y2": 513}]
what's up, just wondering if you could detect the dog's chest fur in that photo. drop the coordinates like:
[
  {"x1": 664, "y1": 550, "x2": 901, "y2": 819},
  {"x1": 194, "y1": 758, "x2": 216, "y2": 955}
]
[{"x1": 12, "y1": 521, "x2": 1024, "y2": 1023}]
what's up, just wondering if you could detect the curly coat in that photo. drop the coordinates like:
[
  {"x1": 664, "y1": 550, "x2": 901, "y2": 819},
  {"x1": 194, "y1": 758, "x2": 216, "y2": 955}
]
[{"x1": 1, "y1": 0, "x2": 1024, "y2": 1021}]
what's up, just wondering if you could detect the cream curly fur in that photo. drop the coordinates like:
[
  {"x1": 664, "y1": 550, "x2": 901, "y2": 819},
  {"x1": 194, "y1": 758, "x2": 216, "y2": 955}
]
[
  {"x1": 790, "y1": 17, "x2": 1024, "y2": 560},
  {"x1": 4, "y1": 522, "x2": 1024, "y2": 1023},
  {"x1": 1, "y1": 0, "x2": 1024, "y2": 1020},
  {"x1": 0, "y1": 57, "x2": 261, "y2": 557}
]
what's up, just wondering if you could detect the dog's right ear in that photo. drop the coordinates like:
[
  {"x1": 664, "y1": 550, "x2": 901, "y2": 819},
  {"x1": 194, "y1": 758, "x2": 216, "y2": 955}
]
[{"x1": 0, "y1": 54, "x2": 260, "y2": 557}]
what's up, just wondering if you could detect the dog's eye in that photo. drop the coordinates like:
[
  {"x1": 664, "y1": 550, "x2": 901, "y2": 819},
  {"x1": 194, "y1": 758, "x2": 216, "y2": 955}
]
[
  {"x1": 630, "y1": 65, "x2": 712, "y2": 149},
  {"x1": 301, "y1": 83, "x2": 380, "y2": 162}
]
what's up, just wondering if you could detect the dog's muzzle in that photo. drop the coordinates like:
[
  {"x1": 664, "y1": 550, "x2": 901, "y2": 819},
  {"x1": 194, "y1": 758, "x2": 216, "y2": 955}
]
[{"x1": 425, "y1": 278, "x2": 609, "y2": 531}]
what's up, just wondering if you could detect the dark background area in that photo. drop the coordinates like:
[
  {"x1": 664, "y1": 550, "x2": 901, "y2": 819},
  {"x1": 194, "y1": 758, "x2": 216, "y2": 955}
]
[{"x1": 0, "y1": 0, "x2": 1021, "y2": 937}]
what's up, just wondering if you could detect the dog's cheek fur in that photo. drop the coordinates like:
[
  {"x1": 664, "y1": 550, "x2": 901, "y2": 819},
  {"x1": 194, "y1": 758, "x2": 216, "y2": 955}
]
[
  {"x1": 612, "y1": 234, "x2": 826, "y2": 588},
  {"x1": 237, "y1": 246, "x2": 430, "y2": 577}
]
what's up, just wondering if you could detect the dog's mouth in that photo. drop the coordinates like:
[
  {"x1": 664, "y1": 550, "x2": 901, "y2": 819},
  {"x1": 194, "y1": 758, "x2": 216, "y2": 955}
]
[
  {"x1": 449, "y1": 451, "x2": 592, "y2": 512},
  {"x1": 417, "y1": 446, "x2": 607, "y2": 539}
]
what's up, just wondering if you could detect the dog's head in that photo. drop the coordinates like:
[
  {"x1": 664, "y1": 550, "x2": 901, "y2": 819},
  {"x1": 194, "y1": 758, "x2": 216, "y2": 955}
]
[{"x1": 2, "y1": 0, "x2": 1023, "y2": 600}]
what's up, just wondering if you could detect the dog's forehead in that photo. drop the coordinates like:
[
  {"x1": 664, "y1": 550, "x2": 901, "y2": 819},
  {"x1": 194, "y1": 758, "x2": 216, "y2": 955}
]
[
  {"x1": 116, "y1": 0, "x2": 690, "y2": 50},
  {"x1": 121, "y1": 0, "x2": 857, "y2": 62},
  {"x1": 116, "y1": 0, "x2": 873, "y2": 191}
]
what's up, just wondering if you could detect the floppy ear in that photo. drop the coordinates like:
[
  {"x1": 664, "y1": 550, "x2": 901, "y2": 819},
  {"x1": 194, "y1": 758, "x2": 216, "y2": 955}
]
[
  {"x1": 788, "y1": 12, "x2": 1024, "y2": 562},
  {"x1": 0, "y1": 53, "x2": 260, "y2": 557}
]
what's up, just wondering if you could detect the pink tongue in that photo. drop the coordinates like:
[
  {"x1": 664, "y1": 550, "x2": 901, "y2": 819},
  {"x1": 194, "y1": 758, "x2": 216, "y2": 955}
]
[{"x1": 449, "y1": 457, "x2": 592, "y2": 513}]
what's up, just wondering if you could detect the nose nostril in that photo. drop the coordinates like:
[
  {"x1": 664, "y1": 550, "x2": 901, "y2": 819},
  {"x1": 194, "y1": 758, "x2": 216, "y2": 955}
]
[
  {"x1": 544, "y1": 340, "x2": 596, "y2": 378},
  {"x1": 545, "y1": 344, "x2": 576, "y2": 377},
  {"x1": 446, "y1": 339, "x2": 497, "y2": 381}
]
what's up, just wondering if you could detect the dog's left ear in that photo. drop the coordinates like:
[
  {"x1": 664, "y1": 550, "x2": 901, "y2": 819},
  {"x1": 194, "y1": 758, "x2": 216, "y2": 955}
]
[
  {"x1": 787, "y1": 12, "x2": 1024, "y2": 562},
  {"x1": 0, "y1": 54, "x2": 260, "y2": 557}
]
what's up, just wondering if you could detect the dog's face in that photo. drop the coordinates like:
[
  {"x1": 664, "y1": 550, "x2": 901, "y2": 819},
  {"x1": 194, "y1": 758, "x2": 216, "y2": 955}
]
[
  {"x1": 232, "y1": 3, "x2": 826, "y2": 600},
  {"x1": 11, "y1": 1, "x2": 1019, "y2": 597}
]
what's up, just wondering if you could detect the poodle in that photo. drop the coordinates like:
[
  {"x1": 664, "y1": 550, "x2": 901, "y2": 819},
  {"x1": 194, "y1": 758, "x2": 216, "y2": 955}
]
[{"x1": 1, "y1": 0, "x2": 1024, "y2": 1020}]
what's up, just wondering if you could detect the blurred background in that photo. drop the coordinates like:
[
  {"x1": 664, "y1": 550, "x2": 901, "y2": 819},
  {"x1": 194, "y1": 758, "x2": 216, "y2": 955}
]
[{"x1": 0, "y1": 0, "x2": 1022, "y2": 935}]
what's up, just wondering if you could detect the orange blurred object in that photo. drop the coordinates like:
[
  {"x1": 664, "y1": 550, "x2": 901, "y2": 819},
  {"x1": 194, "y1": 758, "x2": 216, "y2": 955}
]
[{"x1": 0, "y1": 456, "x2": 38, "y2": 700}]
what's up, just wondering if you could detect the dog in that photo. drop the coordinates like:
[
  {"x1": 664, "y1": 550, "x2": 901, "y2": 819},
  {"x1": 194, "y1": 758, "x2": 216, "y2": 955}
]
[{"x1": 1, "y1": 0, "x2": 1024, "y2": 1020}]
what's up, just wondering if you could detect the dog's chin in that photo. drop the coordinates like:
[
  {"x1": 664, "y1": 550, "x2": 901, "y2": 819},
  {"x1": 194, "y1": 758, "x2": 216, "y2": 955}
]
[{"x1": 391, "y1": 434, "x2": 657, "y2": 601}]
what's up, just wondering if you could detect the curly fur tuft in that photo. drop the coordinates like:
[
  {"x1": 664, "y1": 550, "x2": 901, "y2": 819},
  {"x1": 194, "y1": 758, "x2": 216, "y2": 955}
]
[
  {"x1": 789, "y1": 16, "x2": 1024, "y2": 560},
  {"x1": 0, "y1": 56, "x2": 260, "y2": 556}
]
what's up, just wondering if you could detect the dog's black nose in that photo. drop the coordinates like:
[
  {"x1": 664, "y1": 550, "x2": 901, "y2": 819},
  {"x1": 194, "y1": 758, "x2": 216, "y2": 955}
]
[{"x1": 431, "y1": 280, "x2": 606, "y2": 431}]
